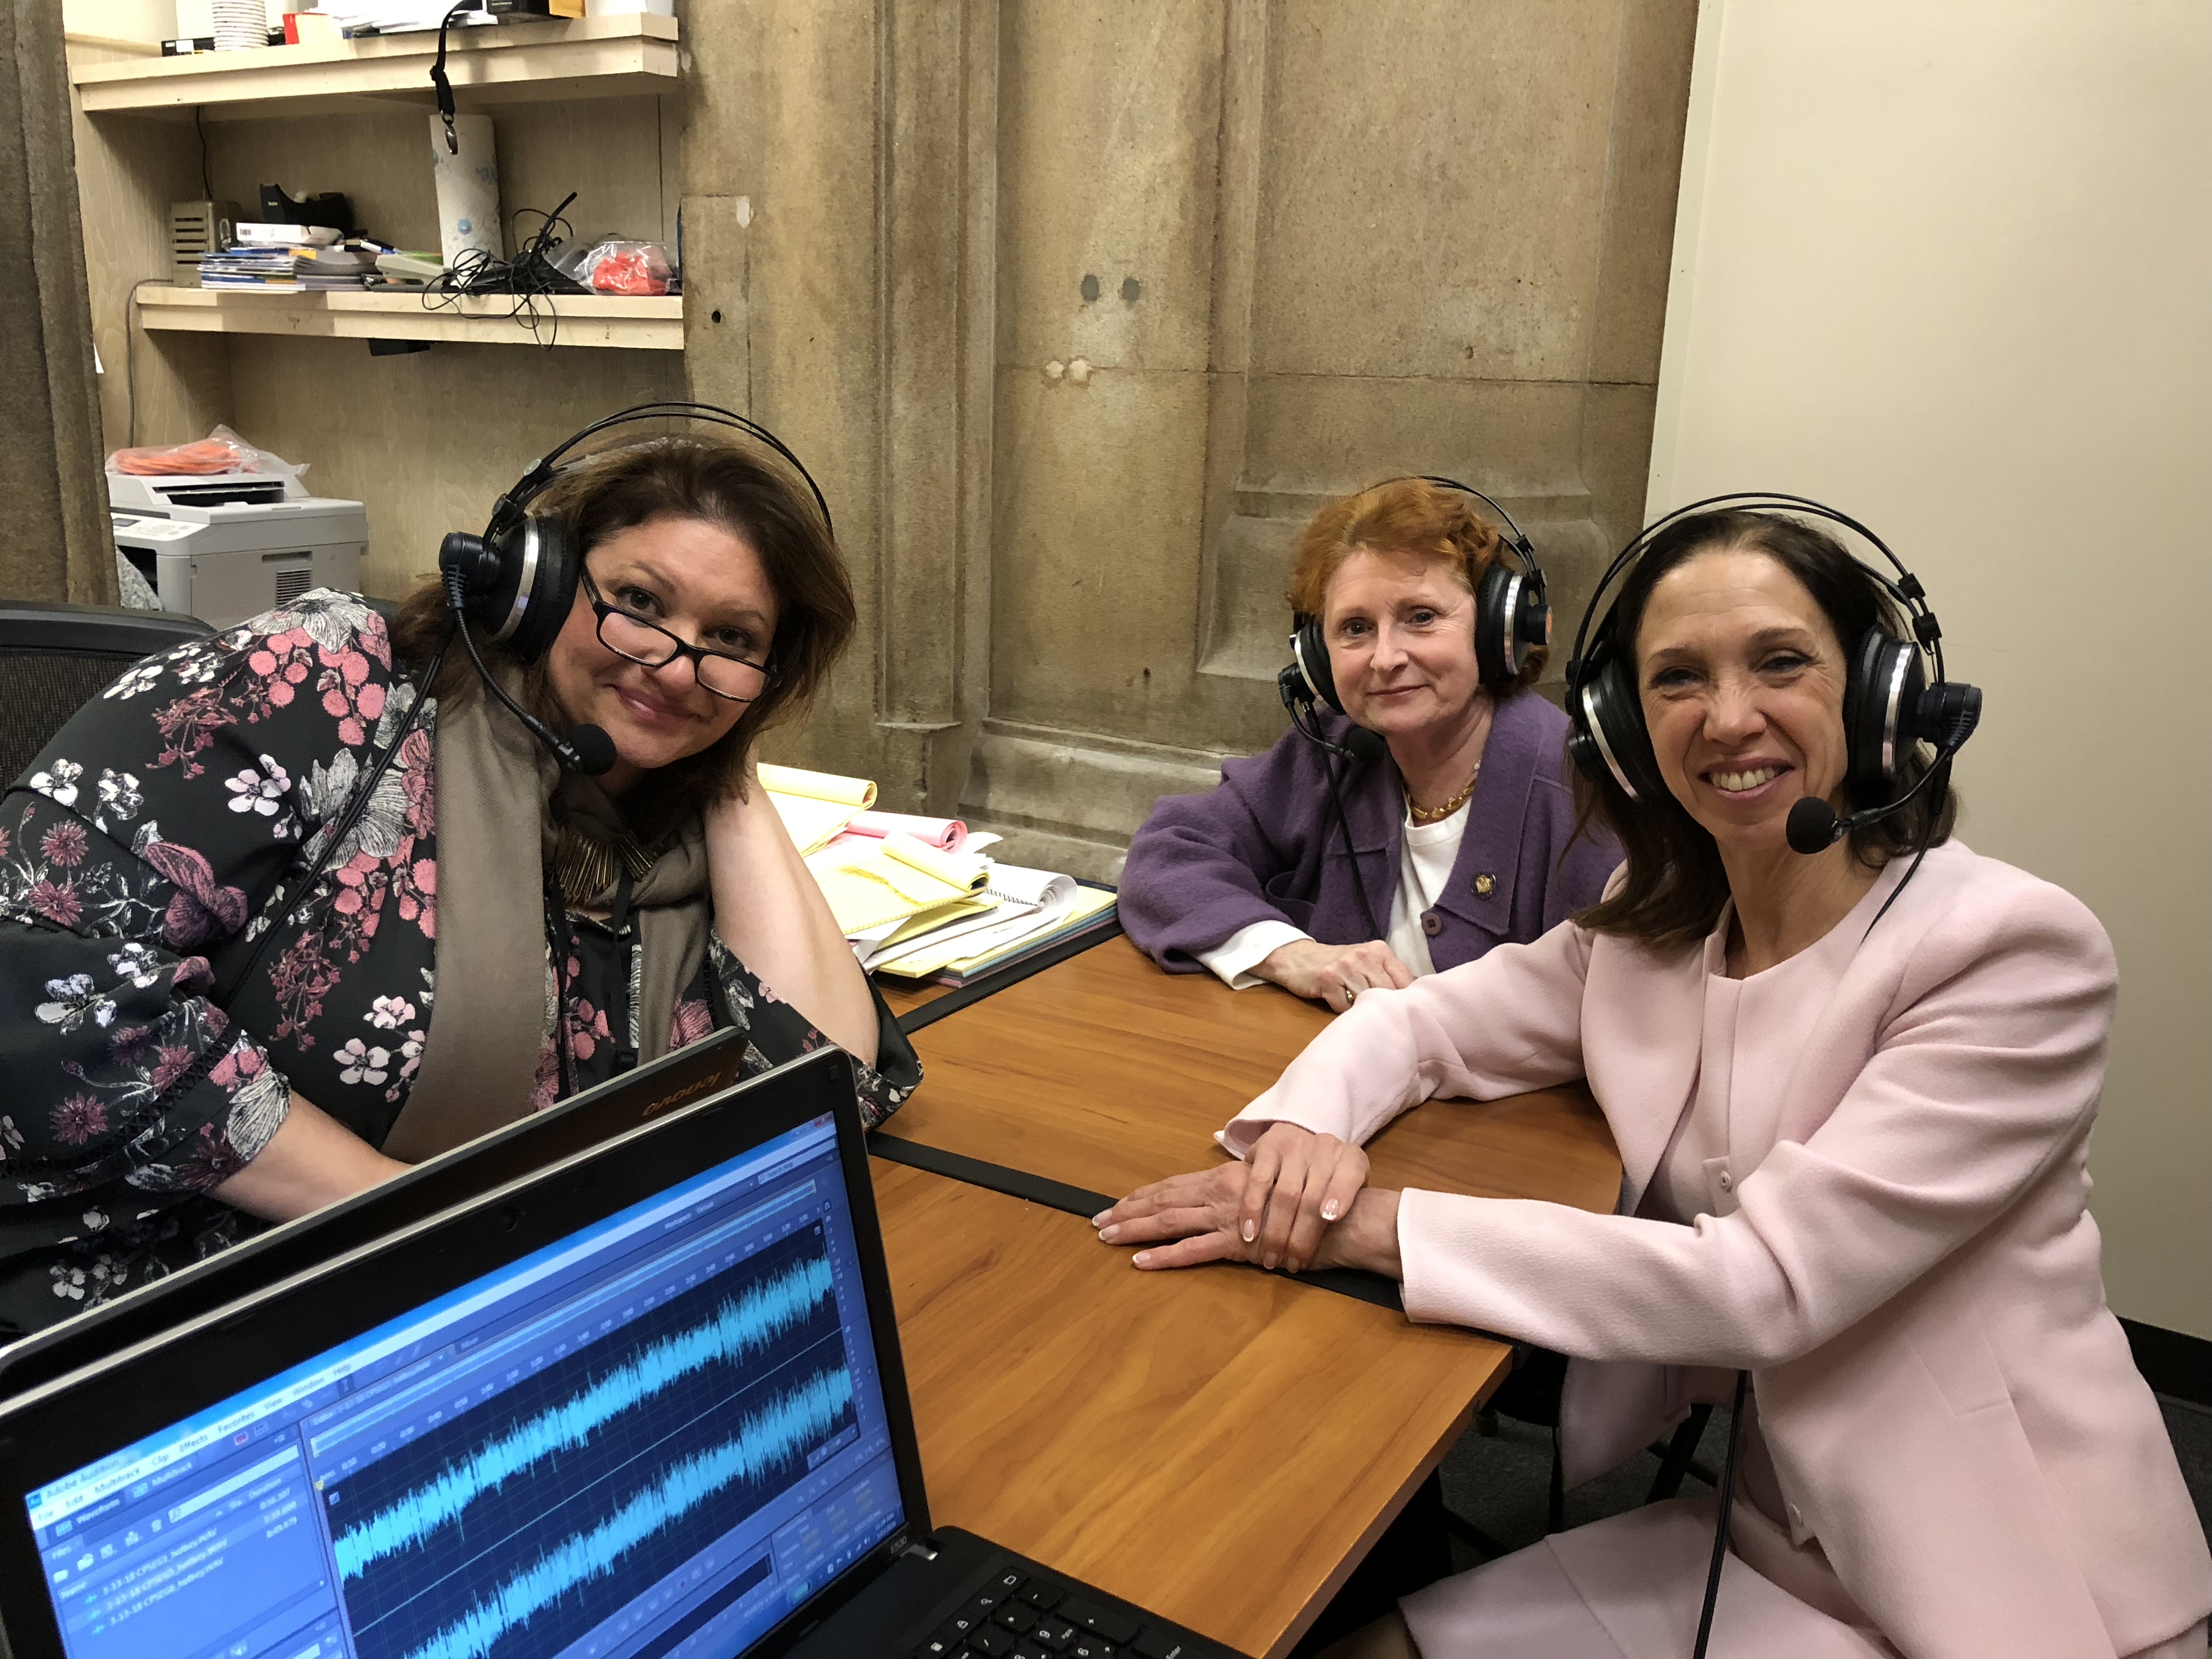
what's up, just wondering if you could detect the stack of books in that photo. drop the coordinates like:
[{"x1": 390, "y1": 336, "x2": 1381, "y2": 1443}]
[
  {"x1": 764, "y1": 765, "x2": 1118, "y2": 988},
  {"x1": 200, "y1": 223, "x2": 381, "y2": 291}
]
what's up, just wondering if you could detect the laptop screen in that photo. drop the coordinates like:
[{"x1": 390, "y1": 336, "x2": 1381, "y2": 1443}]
[{"x1": 21, "y1": 1110, "x2": 907, "y2": 1659}]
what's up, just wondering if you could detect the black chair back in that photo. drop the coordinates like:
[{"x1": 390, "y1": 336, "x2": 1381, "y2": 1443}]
[{"x1": 0, "y1": 602, "x2": 215, "y2": 787}]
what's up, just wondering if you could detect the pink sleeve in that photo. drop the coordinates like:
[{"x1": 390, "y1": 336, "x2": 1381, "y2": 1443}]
[
  {"x1": 1219, "y1": 918, "x2": 1596, "y2": 1157},
  {"x1": 1395, "y1": 879, "x2": 2117, "y2": 1368}
]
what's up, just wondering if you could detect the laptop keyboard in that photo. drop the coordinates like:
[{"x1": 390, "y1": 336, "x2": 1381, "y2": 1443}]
[{"x1": 912, "y1": 1566, "x2": 1210, "y2": 1659}]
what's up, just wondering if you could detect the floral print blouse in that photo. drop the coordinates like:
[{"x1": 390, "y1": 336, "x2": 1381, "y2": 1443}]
[{"x1": 0, "y1": 591, "x2": 919, "y2": 1338}]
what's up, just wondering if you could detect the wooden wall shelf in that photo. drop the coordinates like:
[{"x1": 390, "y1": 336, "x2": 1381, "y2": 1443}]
[
  {"x1": 136, "y1": 285, "x2": 683, "y2": 351},
  {"x1": 71, "y1": 14, "x2": 678, "y2": 121}
]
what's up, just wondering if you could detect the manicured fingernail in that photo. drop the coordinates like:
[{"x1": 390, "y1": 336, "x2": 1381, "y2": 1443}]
[
  {"x1": 1240, "y1": 1219, "x2": 1256, "y2": 1242},
  {"x1": 1322, "y1": 1199, "x2": 1341, "y2": 1221},
  {"x1": 1263, "y1": 1253, "x2": 1278, "y2": 1271},
  {"x1": 1092, "y1": 1209, "x2": 1113, "y2": 1226},
  {"x1": 1133, "y1": 1251, "x2": 1151, "y2": 1267},
  {"x1": 1099, "y1": 1224, "x2": 1120, "y2": 1243}
]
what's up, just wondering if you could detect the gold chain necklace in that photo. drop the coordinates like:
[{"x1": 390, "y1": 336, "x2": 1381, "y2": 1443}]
[{"x1": 1407, "y1": 764, "x2": 1479, "y2": 826}]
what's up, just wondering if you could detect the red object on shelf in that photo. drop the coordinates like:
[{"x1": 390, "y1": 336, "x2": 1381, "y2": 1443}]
[{"x1": 590, "y1": 247, "x2": 672, "y2": 296}]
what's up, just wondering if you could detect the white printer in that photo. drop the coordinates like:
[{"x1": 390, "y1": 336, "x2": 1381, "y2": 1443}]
[{"x1": 109, "y1": 471, "x2": 368, "y2": 629}]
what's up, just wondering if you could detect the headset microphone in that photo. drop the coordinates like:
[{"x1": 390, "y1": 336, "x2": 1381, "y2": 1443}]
[
  {"x1": 440, "y1": 544, "x2": 617, "y2": 776},
  {"x1": 1276, "y1": 664, "x2": 1386, "y2": 765},
  {"x1": 1784, "y1": 680, "x2": 1982, "y2": 855}
]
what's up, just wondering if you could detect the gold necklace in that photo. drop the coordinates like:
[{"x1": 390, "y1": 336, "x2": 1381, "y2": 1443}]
[{"x1": 1407, "y1": 764, "x2": 1479, "y2": 826}]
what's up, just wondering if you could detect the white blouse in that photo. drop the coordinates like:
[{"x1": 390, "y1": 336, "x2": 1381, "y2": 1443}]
[{"x1": 1194, "y1": 800, "x2": 1470, "y2": 987}]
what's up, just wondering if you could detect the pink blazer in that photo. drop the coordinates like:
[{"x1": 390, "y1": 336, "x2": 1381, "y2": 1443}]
[{"x1": 1224, "y1": 842, "x2": 2212, "y2": 1659}]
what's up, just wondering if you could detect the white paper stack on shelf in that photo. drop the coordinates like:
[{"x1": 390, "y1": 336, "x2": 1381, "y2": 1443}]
[
  {"x1": 760, "y1": 763, "x2": 877, "y2": 855},
  {"x1": 201, "y1": 227, "x2": 382, "y2": 291}
]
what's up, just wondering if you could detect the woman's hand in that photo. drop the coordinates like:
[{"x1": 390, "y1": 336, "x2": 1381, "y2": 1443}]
[
  {"x1": 1096, "y1": 1121, "x2": 1370, "y2": 1274},
  {"x1": 1093, "y1": 1160, "x2": 1404, "y2": 1281},
  {"x1": 1256, "y1": 938, "x2": 1415, "y2": 1013},
  {"x1": 1093, "y1": 1162, "x2": 1261, "y2": 1271}
]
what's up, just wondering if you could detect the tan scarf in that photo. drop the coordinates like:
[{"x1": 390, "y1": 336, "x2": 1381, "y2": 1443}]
[{"x1": 380, "y1": 673, "x2": 714, "y2": 1161}]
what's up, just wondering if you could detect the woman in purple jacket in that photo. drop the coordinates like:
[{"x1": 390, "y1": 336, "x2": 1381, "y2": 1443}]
[{"x1": 1122, "y1": 478, "x2": 1620, "y2": 1010}]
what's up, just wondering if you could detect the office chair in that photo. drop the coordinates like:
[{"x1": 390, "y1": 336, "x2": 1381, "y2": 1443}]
[{"x1": 0, "y1": 602, "x2": 215, "y2": 787}]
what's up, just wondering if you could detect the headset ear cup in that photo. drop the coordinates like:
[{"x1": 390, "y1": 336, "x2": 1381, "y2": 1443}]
[
  {"x1": 1844, "y1": 627, "x2": 1922, "y2": 798},
  {"x1": 1568, "y1": 651, "x2": 1665, "y2": 803},
  {"x1": 1474, "y1": 562, "x2": 1512, "y2": 685},
  {"x1": 1520, "y1": 568, "x2": 1553, "y2": 659},
  {"x1": 1292, "y1": 613, "x2": 1345, "y2": 714},
  {"x1": 501, "y1": 516, "x2": 579, "y2": 665}
]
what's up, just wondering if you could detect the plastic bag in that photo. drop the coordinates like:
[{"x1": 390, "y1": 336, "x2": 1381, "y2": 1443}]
[
  {"x1": 108, "y1": 424, "x2": 309, "y2": 481},
  {"x1": 571, "y1": 239, "x2": 674, "y2": 296}
]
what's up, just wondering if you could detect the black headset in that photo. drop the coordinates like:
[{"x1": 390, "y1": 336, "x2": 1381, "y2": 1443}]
[
  {"x1": 438, "y1": 401, "x2": 833, "y2": 670},
  {"x1": 1564, "y1": 491, "x2": 1982, "y2": 855},
  {"x1": 1280, "y1": 476, "x2": 1553, "y2": 734},
  {"x1": 1273, "y1": 476, "x2": 1550, "y2": 939},
  {"x1": 433, "y1": 402, "x2": 832, "y2": 777}
]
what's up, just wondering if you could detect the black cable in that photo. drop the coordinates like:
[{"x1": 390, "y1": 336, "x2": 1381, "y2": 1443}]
[
  {"x1": 543, "y1": 876, "x2": 580, "y2": 1101},
  {"x1": 194, "y1": 105, "x2": 212, "y2": 202},
  {"x1": 421, "y1": 194, "x2": 588, "y2": 348},
  {"x1": 1323, "y1": 752, "x2": 1385, "y2": 943},
  {"x1": 1691, "y1": 1370, "x2": 1750, "y2": 1659},
  {"x1": 122, "y1": 276, "x2": 170, "y2": 449},
  {"x1": 430, "y1": 3, "x2": 475, "y2": 154},
  {"x1": 1862, "y1": 752, "x2": 1953, "y2": 938}
]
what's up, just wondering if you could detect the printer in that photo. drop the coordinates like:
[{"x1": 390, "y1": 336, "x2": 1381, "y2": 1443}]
[{"x1": 109, "y1": 470, "x2": 368, "y2": 629}]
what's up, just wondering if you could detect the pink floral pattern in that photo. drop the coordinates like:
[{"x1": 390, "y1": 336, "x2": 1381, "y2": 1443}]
[{"x1": 0, "y1": 588, "x2": 916, "y2": 1335}]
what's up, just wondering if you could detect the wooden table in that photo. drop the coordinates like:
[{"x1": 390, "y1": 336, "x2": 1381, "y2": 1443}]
[
  {"x1": 881, "y1": 935, "x2": 1620, "y2": 1213},
  {"x1": 875, "y1": 1159, "x2": 1503, "y2": 1657},
  {"x1": 871, "y1": 935, "x2": 1623, "y2": 1657},
  {"x1": 876, "y1": 975, "x2": 949, "y2": 1023}
]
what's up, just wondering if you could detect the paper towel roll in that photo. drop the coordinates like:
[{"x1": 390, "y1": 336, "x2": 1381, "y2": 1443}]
[{"x1": 428, "y1": 112, "x2": 504, "y2": 268}]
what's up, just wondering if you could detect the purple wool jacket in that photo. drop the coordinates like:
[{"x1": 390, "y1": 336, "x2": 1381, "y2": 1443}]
[{"x1": 1122, "y1": 690, "x2": 1622, "y2": 975}]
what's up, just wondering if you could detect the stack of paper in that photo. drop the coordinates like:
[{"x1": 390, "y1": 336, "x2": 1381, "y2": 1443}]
[
  {"x1": 867, "y1": 864, "x2": 1118, "y2": 985},
  {"x1": 760, "y1": 763, "x2": 877, "y2": 855},
  {"x1": 803, "y1": 833, "x2": 990, "y2": 938},
  {"x1": 201, "y1": 236, "x2": 381, "y2": 291},
  {"x1": 773, "y1": 761, "x2": 1118, "y2": 986}
]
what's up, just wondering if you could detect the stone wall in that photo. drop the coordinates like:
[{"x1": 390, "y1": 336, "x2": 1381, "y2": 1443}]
[
  {"x1": 686, "y1": 0, "x2": 1697, "y2": 876},
  {"x1": 2, "y1": 1, "x2": 111, "y2": 605}
]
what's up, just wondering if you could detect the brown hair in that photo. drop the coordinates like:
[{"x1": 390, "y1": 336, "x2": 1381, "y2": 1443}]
[
  {"x1": 391, "y1": 434, "x2": 855, "y2": 835},
  {"x1": 1285, "y1": 476, "x2": 1545, "y2": 691},
  {"x1": 1573, "y1": 509, "x2": 1959, "y2": 950}
]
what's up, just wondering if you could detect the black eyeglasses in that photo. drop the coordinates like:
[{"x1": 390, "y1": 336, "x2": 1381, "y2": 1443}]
[{"x1": 579, "y1": 569, "x2": 775, "y2": 703}]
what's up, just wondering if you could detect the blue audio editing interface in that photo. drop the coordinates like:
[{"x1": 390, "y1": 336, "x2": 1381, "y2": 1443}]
[{"x1": 25, "y1": 1113, "x2": 905, "y2": 1659}]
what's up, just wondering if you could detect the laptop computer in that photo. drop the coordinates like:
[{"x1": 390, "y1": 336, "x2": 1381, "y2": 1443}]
[
  {"x1": 0, "y1": 1029, "x2": 748, "y2": 1403},
  {"x1": 0, "y1": 1047, "x2": 1243, "y2": 1659}
]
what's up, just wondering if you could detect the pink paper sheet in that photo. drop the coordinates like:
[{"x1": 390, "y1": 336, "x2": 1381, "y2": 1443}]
[{"x1": 839, "y1": 810, "x2": 968, "y2": 851}]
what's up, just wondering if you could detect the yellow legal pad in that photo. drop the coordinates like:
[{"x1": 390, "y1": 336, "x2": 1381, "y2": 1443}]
[
  {"x1": 759, "y1": 763, "x2": 877, "y2": 855},
  {"x1": 803, "y1": 833, "x2": 990, "y2": 936}
]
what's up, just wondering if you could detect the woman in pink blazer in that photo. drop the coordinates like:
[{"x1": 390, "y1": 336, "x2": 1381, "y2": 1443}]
[{"x1": 1095, "y1": 507, "x2": 2212, "y2": 1658}]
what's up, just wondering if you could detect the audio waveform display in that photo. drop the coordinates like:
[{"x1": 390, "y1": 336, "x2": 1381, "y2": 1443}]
[
  {"x1": 328, "y1": 1227, "x2": 856, "y2": 1659},
  {"x1": 332, "y1": 1251, "x2": 837, "y2": 1581},
  {"x1": 399, "y1": 1367, "x2": 855, "y2": 1659}
]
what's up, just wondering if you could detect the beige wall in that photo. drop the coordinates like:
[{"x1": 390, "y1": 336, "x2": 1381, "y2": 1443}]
[
  {"x1": 1649, "y1": 1, "x2": 2212, "y2": 1336},
  {"x1": 4, "y1": 3, "x2": 112, "y2": 604},
  {"x1": 977, "y1": 0, "x2": 1696, "y2": 874}
]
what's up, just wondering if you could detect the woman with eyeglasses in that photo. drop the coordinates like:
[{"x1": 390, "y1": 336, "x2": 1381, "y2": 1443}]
[{"x1": 0, "y1": 435, "x2": 919, "y2": 1338}]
